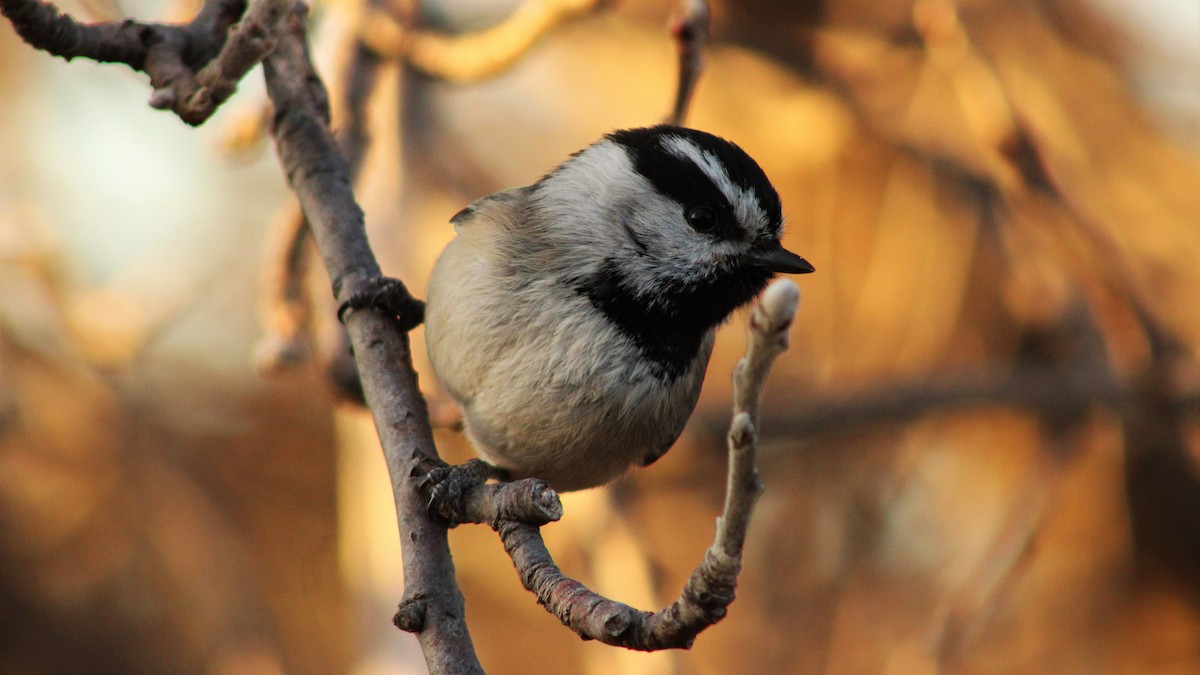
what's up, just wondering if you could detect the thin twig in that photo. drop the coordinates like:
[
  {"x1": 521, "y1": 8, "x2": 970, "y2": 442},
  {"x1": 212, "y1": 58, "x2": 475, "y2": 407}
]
[
  {"x1": 339, "y1": 39, "x2": 384, "y2": 173},
  {"x1": 253, "y1": 202, "x2": 314, "y2": 375},
  {"x1": 667, "y1": 0, "x2": 709, "y2": 126},
  {"x1": 452, "y1": 280, "x2": 800, "y2": 650},
  {"x1": 142, "y1": 0, "x2": 259, "y2": 123},
  {"x1": 175, "y1": 0, "x2": 294, "y2": 122}
]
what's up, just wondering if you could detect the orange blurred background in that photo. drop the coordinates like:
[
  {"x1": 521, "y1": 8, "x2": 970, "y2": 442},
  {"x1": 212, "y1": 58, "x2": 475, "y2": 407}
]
[{"x1": 2, "y1": 0, "x2": 1198, "y2": 673}]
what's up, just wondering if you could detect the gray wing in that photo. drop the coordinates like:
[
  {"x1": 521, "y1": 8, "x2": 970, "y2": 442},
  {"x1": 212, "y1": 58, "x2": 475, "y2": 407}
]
[
  {"x1": 450, "y1": 187, "x2": 532, "y2": 227},
  {"x1": 640, "y1": 439, "x2": 676, "y2": 467}
]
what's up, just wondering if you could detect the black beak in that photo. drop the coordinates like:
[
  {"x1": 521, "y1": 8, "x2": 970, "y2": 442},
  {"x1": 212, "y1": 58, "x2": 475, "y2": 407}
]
[{"x1": 746, "y1": 245, "x2": 815, "y2": 274}]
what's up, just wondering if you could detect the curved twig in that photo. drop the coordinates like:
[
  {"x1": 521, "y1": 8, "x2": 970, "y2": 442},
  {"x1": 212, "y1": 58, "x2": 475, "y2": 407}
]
[{"x1": 445, "y1": 281, "x2": 800, "y2": 650}]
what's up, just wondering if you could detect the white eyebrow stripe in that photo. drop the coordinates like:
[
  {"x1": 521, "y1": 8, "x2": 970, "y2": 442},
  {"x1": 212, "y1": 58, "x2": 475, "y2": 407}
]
[{"x1": 660, "y1": 135, "x2": 767, "y2": 230}]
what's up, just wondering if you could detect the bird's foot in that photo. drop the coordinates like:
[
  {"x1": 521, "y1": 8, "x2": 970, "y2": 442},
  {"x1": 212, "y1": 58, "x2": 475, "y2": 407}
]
[
  {"x1": 337, "y1": 275, "x2": 425, "y2": 331},
  {"x1": 422, "y1": 459, "x2": 509, "y2": 525}
]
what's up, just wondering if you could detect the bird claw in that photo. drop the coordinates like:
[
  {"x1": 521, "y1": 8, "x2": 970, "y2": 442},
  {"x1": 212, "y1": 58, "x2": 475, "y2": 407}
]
[
  {"x1": 337, "y1": 276, "x2": 425, "y2": 331},
  {"x1": 422, "y1": 459, "x2": 502, "y2": 525}
]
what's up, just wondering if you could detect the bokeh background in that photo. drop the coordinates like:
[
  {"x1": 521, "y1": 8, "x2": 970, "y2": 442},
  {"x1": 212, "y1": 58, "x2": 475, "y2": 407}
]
[{"x1": 2, "y1": 0, "x2": 1199, "y2": 673}]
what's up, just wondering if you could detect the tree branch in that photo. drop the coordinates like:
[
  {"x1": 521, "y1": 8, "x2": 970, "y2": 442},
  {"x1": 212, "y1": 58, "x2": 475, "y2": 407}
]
[
  {"x1": 0, "y1": 0, "x2": 290, "y2": 125},
  {"x1": 1, "y1": 0, "x2": 169, "y2": 66},
  {"x1": 259, "y1": 6, "x2": 481, "y2": 673}
]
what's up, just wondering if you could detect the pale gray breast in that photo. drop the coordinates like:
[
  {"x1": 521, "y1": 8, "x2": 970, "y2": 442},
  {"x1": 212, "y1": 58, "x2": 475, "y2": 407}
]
[{"x1": 462, "y1": 299, "x2": 713, "y2": 490}]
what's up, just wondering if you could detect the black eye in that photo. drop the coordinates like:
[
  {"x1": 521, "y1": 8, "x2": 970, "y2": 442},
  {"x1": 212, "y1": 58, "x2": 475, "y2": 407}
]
[{"x1": 686, "y1": 205, "x2": 716, "y2": 233}]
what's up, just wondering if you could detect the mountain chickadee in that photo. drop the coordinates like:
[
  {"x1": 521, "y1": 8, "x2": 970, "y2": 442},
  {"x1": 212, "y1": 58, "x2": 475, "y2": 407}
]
[{"x1": 424, "y1": 125, "x2": 813, "y2": 492}]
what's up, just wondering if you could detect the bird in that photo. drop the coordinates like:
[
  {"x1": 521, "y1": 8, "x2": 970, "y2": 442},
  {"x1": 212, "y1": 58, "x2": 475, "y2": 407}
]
[{"x1": 423, "y1": 125, "x2": 813, "y2": 492}]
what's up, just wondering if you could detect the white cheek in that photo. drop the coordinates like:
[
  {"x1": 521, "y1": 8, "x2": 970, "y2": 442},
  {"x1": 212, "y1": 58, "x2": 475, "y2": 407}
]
[
  {"x1": 527, "y1": 139, "x2": 748, "y2": 297},
  {"x1": 533, "y1": 142, "x2": 651, "y2": 251},
  {"x1": 618, "y1": 202, "x2": 699, "y2": 288}
]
